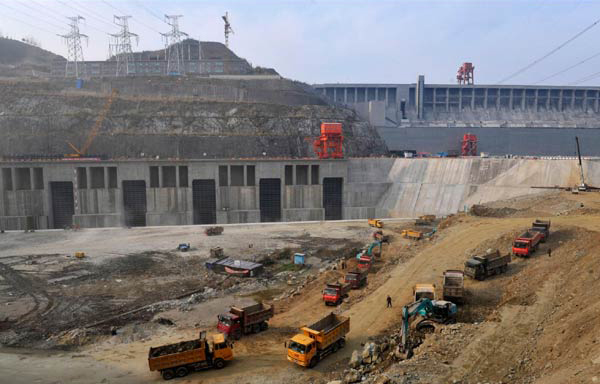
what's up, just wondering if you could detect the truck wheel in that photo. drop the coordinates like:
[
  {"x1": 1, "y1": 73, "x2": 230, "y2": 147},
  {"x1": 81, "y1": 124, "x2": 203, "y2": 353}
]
[
  {"x1": 260, "y1": 322, "x2": 268, "y2": 331},
  {"x1": 161, "y1": 369, "x2": 175, "y2": 380},
  {"x1": 175, "y1": 367, "x2": 189, "y2": 377},
  {"x1": 309, "y1": 357, "x2": 319, "y2": 368},
  {"x1": 214, "y1": 359, "x2": 226, "y2": 369},
  {"x1": 332, "y1": 343, "x2": 339, "y2": 353},
  {"x1": 338, "y1": 338, "x2": 346, "y2": 348},
  {"x1": 252, "y1": 324, "x2": 261, "y2": 333}
]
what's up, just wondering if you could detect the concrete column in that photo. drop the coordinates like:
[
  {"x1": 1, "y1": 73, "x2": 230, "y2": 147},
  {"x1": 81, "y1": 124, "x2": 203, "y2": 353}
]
[
  {"x1": 385, "y1": 88, "x2": 389, "y2": 107},
  {"x1": 354, "y1": 88, "x2": 358, "y2": 103},
  {"x1": 496, "y1": 89, "x2": 501, "y2": 110},
  {"x1": 446, "y1": 88, "x2": 450, "y2": 111},
  {"x1": 227, "y1": 165, "x2": 231, "y2": 187},
  {"x1": 558, "y1": 90, "x2": 563, "y2": 111},
  {"x1": 471, "y1": 89, "x2": 475, "y2": 109},
  {"x1": 571, "y1": 90, "x2": 576, "y2": 109},
  {"x1": 484, "y1": 88, "x2": 488, "y2": 108},
  {"x1": 30, "y1": 168, "x2": 35, "y2": 191},
  {"x1": 344, "y1": 88, "x2": 348, "y2": 104},
  {"x1": 86, "y1": 167, "x2": 92, "y2": 189},
  {"x1": 509, "y1": 88, "x2": 514, "y2": 109},
  {"x1": 583, "y1": 90, "x2": 588, "y2": 111},
  {"x1": 546, "y1": 90, "x2": 550, "y2": 110},
  {"x1": 333, "y1": 88, "x2": 338, "y2": 103},
  {"x1": 521, "y1": 89, "x2": 526, "y2": 110},
  {"x1": 432, "y1": 88, "x2": 437, "y2": 112},
  {"x1": 307, "y1": 164, "x2": 312, "y2": 185},
  {"x1": 243, "y1": 165, "x2": 247, "y2": 186},
  {"x1": 11, "y1": 167, "x2": 16, "y2": 192},
  {"x1": 534, "y1": 89, "x2": 539, "y2": 112},
  {"x1": 458, "y1": 88, "x2": 463, "y2": 111},
  {"x1": 159, "y1": 166, "x2": 163, "y2": 187},
  {"x1": 595, "y1": 91, "x2": 599, "y2": 112},
  {"x1": 104, "y1": 167, "x2": 110, "y2": 189},
  {"x1": 292, "y1": 165, "x2": 296, "y2": 186},
  {"x1": 175, "y1": 165, "x2": 180, "y2": 188},
  {"x1": 416, "y1": 75, "x2": 425, "y2": 119}
]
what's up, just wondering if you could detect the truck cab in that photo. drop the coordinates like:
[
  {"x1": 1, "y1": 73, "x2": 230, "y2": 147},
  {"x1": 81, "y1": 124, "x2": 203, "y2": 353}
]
[
  {"x1": 464, "y1": 258, "x2": 483, "y2": 280},
  {"x1": 512, "y1": 240, "x2": 530, "y2": 256},
  {"x1": 322, "y1": 286, "x2": 343, "y2": 306},
  {"x1": 217, "y1": 313, "x2": 241, "y2": 339},
  {"x1": 357, "y1": 255, "x2": 371, "y2": 271},
  {"x1": 413, "y1": 284, "x2": 436, "y2": 301},
  {"x1": 287, "y1": 334, "x2": 316, "y2": 367}
]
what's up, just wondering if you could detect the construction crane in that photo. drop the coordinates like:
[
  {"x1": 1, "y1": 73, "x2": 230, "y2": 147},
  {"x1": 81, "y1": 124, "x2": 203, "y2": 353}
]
[
  {"x1": 222, "y1": 12, "x2": 234, "y2": 48},
  {"x1": 457, "y1": 62, "x2": 475, "y2": 85},
  {"x1": 65, "y1": 88, "x2": 118, "y2": 158}
]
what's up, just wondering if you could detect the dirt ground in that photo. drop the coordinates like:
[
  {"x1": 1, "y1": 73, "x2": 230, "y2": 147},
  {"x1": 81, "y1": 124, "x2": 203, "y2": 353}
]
[{"x1": 2, "y1": 191, "x2": 600, "y2": 383}]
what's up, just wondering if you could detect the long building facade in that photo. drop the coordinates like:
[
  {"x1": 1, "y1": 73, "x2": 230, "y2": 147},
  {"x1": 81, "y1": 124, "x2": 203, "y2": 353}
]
[{"x1": 314, "y1": 77, "x2": 600, "y2": 156}]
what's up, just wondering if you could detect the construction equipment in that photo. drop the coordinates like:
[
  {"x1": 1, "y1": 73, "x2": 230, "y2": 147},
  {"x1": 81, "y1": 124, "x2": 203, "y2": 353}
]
[
  {"x1": 74, "y1": 251, "x2": 85, "y2": 259},
  {"x1": 322, "y1": 282, "x2": 351, "y2": 306},
  {"x1": 216, "y1": 302, "x2": 274, "y2": 340},
  {"x1": 401, "y1": 298, "x2": 457, "y2": 354},
  {"x1": 456, "y1": 62, "x2": 475, "y2": 85},
  {"x1": 368, "y1": 219, "x2": 383, "y2": 228},
  {"x1": 461, "y1": 133, "x2": 477, "y2": 156},
  {"x1": 148, "y1": 332, "x2": 233, "y2": 380},
  {"x1": 65, "y1": 88, "x2": 118, "y2": 158},
  {"x1": 313, "y1": 122, "x2": 344, "y2": 159},
  {"x1": 529, "y1": 220, "x2": 551, "y2": 243},
  {"x1": 177, "y1": 243, "x2": 191, "y2": 252},
  {"x1": 512, "y1": 231, "x2": 543, "y2": 258},
  {"x1": 356, "y1": 254, "x2": 372, "y2": 272},
  {"x1": 464, "y1": 249, "x2": 511, "y2": 280},
  {"x1": 205, "y1": 257, "x2": 263, "y2": 277},
  {"x1": 287, "y1": 313, "x2": 349, "y2": 368},
  {"x1": 442, "y1": 270, "x2": 464, "y2": 303},
  {"x1": 401, "y1": 229, "x2": 423, "y2": 240},
  {"x1": 210, "y1": 247, "x2": 224, "y2": 258},
  {"x1": 415, "y1": 215, "x2": 436, "y2": 226},
  {"x1": 373, "y1": 229, "x2": 390, "y2": 244},
  {"x1": 413, "y1": 284, "x2": 436, "y2": 301},
  {"x1": 205, "y1": 226, "x2": 224, "y2": 236},
  {"x1": 344, "y1": 269, "x2": 368, "y2": 289}
]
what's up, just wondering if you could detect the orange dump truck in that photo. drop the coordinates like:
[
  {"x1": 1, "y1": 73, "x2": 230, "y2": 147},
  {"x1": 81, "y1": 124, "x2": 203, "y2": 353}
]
[
  {"x1": 287, "y1": 313, "x2": 350, "y2": 368},
  {"x1": 148, "y1": 332, "x2": 233, "y2": 380}
]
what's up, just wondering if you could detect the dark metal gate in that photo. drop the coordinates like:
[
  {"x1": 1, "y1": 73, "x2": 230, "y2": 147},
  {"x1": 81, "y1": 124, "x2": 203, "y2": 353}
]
[
  {"x1": 192, "y1": 179, "x2": 216, "y2": 224},
  {"x1": 122, "y1": 180, "x2": 147, "y2": 227},
  {"x1": 50, "y1": 182, "x2": 74, "y2": 229},
  {"x1": 259, "y1": 178, "x2": 281, "y2": 222},
  {"x1": 323, "y1": 178, "x2": 343, "y2": 220}
]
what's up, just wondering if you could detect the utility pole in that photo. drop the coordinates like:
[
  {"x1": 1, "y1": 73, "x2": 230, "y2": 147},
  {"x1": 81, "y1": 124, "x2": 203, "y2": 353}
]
[
  {"x1": 161, "y1": 15, "x2": 188, "y2": 75},
  {"x1": 110, "y1": 16, "x2": 138, "y2": 76},
  {"x1": 222, "y1": 12, "x2": 234, "y2": 48},
  {"x1": 58, "y1": 16, "x2": 88, "y2": 78}
]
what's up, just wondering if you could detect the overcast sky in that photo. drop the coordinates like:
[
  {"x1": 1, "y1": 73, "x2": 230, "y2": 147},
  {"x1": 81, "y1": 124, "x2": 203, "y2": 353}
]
[{"x1": 2, "y1": 0, "x2": 600, "y2": 85}]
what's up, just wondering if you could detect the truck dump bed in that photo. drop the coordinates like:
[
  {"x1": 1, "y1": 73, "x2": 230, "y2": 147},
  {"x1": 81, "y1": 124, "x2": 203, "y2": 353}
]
[
  {"x1": 230, "y1": 302, "x2": 274, "y2": 325},
  {"x1": 532, "y1": 220, "x2": 551, "y2": 229},
  {"x1": 301, "y1": 313, "x2": 350, "y2": 350},
  {"x1": 148, "y1": 339, "x2": 204, "y2": 371},
  {"x1": 443, "y1": 270, "x2": 464, "y2": 302}
]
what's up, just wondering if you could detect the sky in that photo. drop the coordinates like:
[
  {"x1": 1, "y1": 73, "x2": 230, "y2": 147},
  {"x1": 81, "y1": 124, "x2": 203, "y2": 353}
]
[{"x1": 2, "y1": 0, "x2": 600, "y2": 85}]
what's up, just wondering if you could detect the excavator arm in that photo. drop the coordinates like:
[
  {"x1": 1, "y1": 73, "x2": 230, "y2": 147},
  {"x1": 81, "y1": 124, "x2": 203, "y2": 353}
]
[{"x1": 401, "y1": 298, "x2": 434, "y2": 350}]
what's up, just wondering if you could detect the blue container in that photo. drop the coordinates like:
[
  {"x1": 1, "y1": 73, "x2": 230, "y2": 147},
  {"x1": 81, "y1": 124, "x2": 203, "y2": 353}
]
[
  {"x1": 294, "y1": 253, "x2": 306, "y2": 265},
  {"x1": 76, "y1": 79, "x2": 84, "y2": 89}
]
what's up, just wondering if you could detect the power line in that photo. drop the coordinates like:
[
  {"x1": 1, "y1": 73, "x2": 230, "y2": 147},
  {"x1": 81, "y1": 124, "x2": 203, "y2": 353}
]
[
  {"x1": 101, "y1": 0, "x2": 162, "y2": 34},
  {"x1": 0, "y1": 11, "x2": 60, "y2": 36},
  {"x1": 134, "y1": 0, "x2": 166, "y2": 23},
  {"x1": 0, "y1": 1, "x2": 66, "y2": 32},
  {"x1": 569, "y1": 70, "x2": 600, "y2": 85},
  {"x1": 55, "y1": 0, "x2": 112, "y2": 34},
  {"x1": 497, "y1": 17, "x2": 600, "y2": 84},
  {"x1": 534, "y1": 50, "x2": 600, "y2": 84}
]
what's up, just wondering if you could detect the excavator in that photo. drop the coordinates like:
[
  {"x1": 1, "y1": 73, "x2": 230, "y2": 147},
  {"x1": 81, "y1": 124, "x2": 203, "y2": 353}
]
[
  {"x1": 65, "y1": 88, "x2": 118, "y2": 158},
  {"x1": 400, "y1": 298, "x2": 457, "y2": 356}
]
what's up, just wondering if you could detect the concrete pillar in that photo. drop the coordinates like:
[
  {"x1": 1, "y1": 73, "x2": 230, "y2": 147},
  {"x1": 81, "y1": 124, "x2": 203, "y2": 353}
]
[
  {"x1": 104, "y1": 167, "x2": 110, "y2": 189},
  {"x1": 432, "y1": 88, "x2": 437, "y2": 112},
  {"x1": 509, "y1": 88, "x2": 514, "y2": 109},
  {"x1": 571, "y1": 90, "x2": 576, "y2": 109},
  {"x1": 292, "y1": 165, "x2": 296, "y2": 186},
  {"x1": 354, "y1": 88, "x2": 358, "y2": 103},
  {"x1": 344, "y1": 88, "x2": 348, "y2": 104},
  {"x1": 416, "y1": 75, "x2": 425, "y2": 119},
  {"x1": 583, "y1": 90, "x2": 588, "y2": 111},
  {"x1": 458, "y1": 88, "x2": 463, "y2": 111},
  {"x1": 86, "y1": 167, "x2": 92, "y2": 189},
  {"x1": 175, "y1": 165, "x2": 180, "y2": 188},
  {"x1": 30, "y1": 168, "x2": 35, "y2": 191},
  {"x1": 471, "y1": 88, "x2": 475, "y2": 109},
  {"x1": 333, "y1": 88, "x2": 337, "y2": 103},
  {"x1": 307, "y1": 164, "x2": 312, "y2": 185},
  {"x1": 559, "y1": 89, "x2": 563, "y2": 111},
  {"x1": 159, "y1": 166, "x2": 163, "y2": 187},
  {"x1": 595, "y1": 91, "x2": 599, "y2": 112},
  {"x1": 521, "y1": 89, "x2": 526, "y2": 110},
  {"x1": 546, "y1": 89, "x2": 550, "y2": 110},
  {"x1": 243, "y1": 165, "x2": 247, "y2": 187},
  {"x1": 496, "y1": 89, "x2": 501, "y2": 110},
  {"x1": 534, "y1": 89, "x2": 539, "y2": 112},
  {"x1": 227, "y1": 165, "x2": 231, "y2": 187},
  {"x1": 385, "y1": 88, "x2": 389, "y2": 107},
  {"x1": 446, "y1": 88, "x2": 450, "y2": 112},
  {"x1": 484, "y1": 88, "x2": 488, "y2": 109}
]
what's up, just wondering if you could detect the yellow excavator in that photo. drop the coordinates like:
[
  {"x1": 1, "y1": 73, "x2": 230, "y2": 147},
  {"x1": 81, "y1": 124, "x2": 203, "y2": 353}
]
[{"x1": 65, "y1": 88, "x2": 118, "y2": 158}]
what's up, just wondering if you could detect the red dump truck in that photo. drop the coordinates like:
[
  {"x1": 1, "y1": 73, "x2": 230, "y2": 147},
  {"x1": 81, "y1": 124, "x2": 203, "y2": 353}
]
[
  {"x1": 344, "y1": 269, "x2": 368, "y2": 289},
  {"x1": 217, "y1": 302, "x2": 274, "y2": 339},
  {"x1": 357, "y1": 254, "x2": 372, "y2": 271},
  {"x1": 442, "y1": 270, "x2": 465, "y2": 303},
  {"x1": 322, "y1": 282, "x2": 351, "y2": 306},
  {"x1": 529, "y1": 220, "x2": 551, "y2": 242},
  {"x1": 464, "y1": 249, "x2": 511, "y2": 280},
  {"x1": 512, "y1": 230, "x2": 543, "y2": 257}
]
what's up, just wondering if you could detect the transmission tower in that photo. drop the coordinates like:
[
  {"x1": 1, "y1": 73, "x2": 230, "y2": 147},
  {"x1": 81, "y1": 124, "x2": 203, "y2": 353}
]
[
  {"x1": 161, "y1": 15, "x2": 188, "y2": 75},
  {"x1": 222, "y1": 12, "x2": 234, "y2": 48},
  {"x1": 110, "y1": 16, "x2": 139, "y2": 76},
  {"x1": 58, "y1": 16, "x2": 88, "y2": 78}
]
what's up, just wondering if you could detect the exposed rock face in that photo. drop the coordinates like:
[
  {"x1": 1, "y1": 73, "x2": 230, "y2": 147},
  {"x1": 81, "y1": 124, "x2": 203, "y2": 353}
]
[{"x1": 0, "y1": 77, "x2": 388, "y2": 159}]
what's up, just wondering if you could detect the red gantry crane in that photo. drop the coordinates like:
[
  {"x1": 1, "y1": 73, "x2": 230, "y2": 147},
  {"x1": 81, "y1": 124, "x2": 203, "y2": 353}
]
[
  {"x1": 457, "y1": 63, "x2": 475, "y2": 85},
  {"x1": 313, "y1": 122, "x2": 344, "y2": 159}
]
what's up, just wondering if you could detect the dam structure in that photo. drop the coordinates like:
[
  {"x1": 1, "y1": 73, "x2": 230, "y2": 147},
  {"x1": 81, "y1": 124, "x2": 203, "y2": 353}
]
[{"x1": 314, "y1": 76, "x2": 600, "y2": 156}]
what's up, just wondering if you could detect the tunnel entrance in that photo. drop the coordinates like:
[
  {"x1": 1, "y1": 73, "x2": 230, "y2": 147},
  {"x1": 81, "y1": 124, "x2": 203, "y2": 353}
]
[
  {"x1": 323, "y1": 178, "x2": 343, "y2": 220},
  {"x1": 259, "y1": 178, "x2": 281, "y2": 222},
  {"x1": 122, "y1": 180, "x2": 147, "y2": 227},
  {"x1": 50, "y1": 182, "x2": 74, "y2": 229},
  {"x1": 192, "y1": 179, "x2": 216, "y2": 224}
]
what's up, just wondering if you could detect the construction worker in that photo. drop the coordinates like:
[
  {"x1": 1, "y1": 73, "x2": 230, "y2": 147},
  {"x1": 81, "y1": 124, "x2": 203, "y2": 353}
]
[
  {"x1": 548, "y1": 248, "x2": 552, "y2": 258},
  {"x1": 386, "y1": 295, "x2": 392, "y2": 308}
]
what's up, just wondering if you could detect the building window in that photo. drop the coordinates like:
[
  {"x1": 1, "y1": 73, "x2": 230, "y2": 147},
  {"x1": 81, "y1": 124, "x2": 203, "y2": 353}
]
[
  {"x1": 150, "y1": 166, "x2": 159, "y2": 188},
  {"x1": 179, "y1": 166, "x2": 188, "y2": 187},
  {"x1": 285, "y1": 165, "x2": 293, "y2": 186},
  {"x1": 162, "y1": 166, "x2": 176, "y2": 187},
  {"x1": 219, "y1": 166, "x2": 228, "y2": 187},
  {"x1": 311, "y1": 165, "x2": 319, "y2": 185},
  {"x1": 231, "y1": 165, "x2": 244, "y2": 186},
  {"x1": 77, "y1": 168, "x2": 87, "y2": 189},
  {"x1": 246, "y1": 165, "x2": 255, "y2": 186}
]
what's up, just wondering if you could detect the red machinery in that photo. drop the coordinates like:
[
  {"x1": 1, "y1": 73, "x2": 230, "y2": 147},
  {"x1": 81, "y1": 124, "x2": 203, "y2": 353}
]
[
  {"x1": 461, "y1": 134, "x2": 477, "y2": 156},
  {"x1": 313, "y1": 122, "x2": 344, "y2": 159},
  {"x1": 457, "y1": 63, "x2": 475, "y2": 85}
]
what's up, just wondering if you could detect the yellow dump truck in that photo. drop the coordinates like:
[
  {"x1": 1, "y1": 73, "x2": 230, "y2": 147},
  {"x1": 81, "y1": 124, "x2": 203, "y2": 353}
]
[
  {"x1": 368, "y1": 219, "x2": 383, "y2": 228},
  {"x1": 287, "y1": 313, "x2": 349, "y2": 368},
  {"x1": 401, "y1": 229, "x2": 423, "y2": 240},
  {"x1": 148, "y1": 332, "x2": 233, "y2": 380},
  {"x1": 413, "y1": 283, "x2": 436, "y2": 301}
]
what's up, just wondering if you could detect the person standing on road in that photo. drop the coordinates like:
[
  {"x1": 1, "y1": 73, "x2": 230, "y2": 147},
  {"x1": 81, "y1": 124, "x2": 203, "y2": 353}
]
[
  {"x1": 548, "y1": 248, "x2": 552, "y2": 258},
  {"x1": 386, "y1": 295, "x2": 392, "y2": 308}
]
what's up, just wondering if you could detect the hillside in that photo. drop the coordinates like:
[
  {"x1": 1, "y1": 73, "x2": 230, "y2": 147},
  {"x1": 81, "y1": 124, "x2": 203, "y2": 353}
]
[{"x1": 0, "y1": 37, "x2": 64, "y2": 76}]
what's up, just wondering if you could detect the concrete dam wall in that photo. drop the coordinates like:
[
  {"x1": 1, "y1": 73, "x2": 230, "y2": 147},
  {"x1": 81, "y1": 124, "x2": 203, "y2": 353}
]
[{"x1": 1, "y1": 158, "x2": 597, "y2": 230}]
